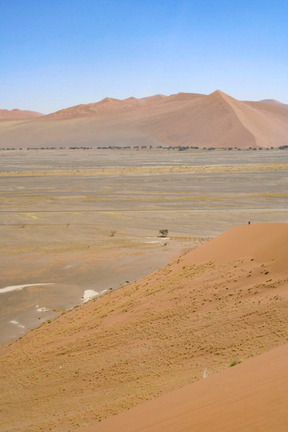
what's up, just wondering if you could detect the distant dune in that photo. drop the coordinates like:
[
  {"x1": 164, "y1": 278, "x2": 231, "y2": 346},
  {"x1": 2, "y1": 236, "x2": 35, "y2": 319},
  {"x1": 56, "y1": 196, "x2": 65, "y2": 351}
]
[
  {"x1": 260, "y1": 98, "x2": 288, "y2": 107},
  {"x1": 83, "y1": 344, "x2": 288, "y2": 432},
  {"x1": 0, "y1": 90, "x2": 287, "y2": 148},
  {"x1": 0, "y1": 108, "x2": 42, "y2": 120},
  {"x1": 0, "y1": 223, "x2": 287, "y2": 431}
]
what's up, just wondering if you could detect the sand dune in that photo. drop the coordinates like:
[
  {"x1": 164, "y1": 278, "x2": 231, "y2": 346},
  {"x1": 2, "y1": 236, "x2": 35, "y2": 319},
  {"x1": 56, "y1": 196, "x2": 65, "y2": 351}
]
[
  {"x1": 83, "y1": 343, "x2": 288, "y2": 432},
  {"x1": 0, "y1": 90, "x2": 287, "y2": 148},
  {"x1": 181, "y1": 223, "x2": 288, "y2": 273},
  {"x1": 260, "y1": 98, "x2": 288, "y2": 107},
  {"x1": 0, "y1": 223, "x2": 287, "y2": 431},
  {"x1": 0, "y1": 108, "x2": 42, "y2": 120}
]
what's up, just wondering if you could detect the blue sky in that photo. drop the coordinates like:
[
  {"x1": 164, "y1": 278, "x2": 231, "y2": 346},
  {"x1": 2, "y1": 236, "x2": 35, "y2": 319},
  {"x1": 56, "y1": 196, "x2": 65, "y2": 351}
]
[{"x1": 0, "y1": 0, "x2": 287, "y2": 113}]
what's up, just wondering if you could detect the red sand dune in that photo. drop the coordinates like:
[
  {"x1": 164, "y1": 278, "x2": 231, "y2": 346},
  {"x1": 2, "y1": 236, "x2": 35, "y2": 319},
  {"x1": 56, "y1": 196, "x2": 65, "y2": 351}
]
[
  {"x1": 181, "y1": 223, "x2": 288, "y2": 273},
  {"x1": 0, "y1": 90, "x2": 287, "y2": 148},
  {"x1": 0, "y1": 108, "x2": 42, "y2": 120},
  {"x1": 83, "y1": 343, "x2": 288, "y2": 432}
]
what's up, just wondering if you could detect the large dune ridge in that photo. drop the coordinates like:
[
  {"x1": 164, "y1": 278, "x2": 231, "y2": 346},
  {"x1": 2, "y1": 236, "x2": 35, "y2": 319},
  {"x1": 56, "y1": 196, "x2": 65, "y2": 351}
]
[
  {"x1": 0, "y1": 90, "x2": 287, "y2": 148},
  {"x1": 83, "y1": 343, "x2": 288, "y2": 432},
  {"x1": 0, "y1": 223, "x2": 287, "y2": 431}
]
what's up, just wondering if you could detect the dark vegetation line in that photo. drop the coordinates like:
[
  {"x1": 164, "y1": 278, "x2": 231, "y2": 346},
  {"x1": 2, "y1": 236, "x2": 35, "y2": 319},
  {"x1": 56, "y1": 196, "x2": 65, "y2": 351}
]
[{"x1": 0, "y1": 145, "x2": 287, "y2": 151}]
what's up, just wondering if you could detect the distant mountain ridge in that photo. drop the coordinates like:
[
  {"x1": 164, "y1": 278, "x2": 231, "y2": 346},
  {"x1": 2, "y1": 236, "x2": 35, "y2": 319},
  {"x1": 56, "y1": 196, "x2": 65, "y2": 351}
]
[
  {"x1": 45, "y1": 92, "x2": 204, "y2": 119},
  {"x1": 0, "y1": 108, "x2": 43, "y2": 120},
  {"x1": 259, "y1": 99, "x2": 288, "y2": 107},
  {"x1": 0, "y1": 90, "x2": 287, "y2": 148}
]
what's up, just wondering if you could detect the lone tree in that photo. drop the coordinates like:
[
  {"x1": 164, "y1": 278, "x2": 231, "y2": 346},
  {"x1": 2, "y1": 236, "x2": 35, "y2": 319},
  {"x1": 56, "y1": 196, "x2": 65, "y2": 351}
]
[{"x1": 159, "y1": 229, "x2": 168, "y2": 238}]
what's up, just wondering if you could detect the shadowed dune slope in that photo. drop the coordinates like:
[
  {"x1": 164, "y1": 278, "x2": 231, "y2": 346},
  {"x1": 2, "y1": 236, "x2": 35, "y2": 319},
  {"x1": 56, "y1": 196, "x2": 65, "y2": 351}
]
[
  {"x1": 217, "y1": 91, "x2": 288, "y2": 148},
  {"x1": 0, "y1": 90, "x2": 287, "y2": 148},
  {"x1": 83, "y1": 343, "x2": 288, "y2": 432},
  {"x1": 0, "y1": 224, "x2": 287, "y2": 432}
]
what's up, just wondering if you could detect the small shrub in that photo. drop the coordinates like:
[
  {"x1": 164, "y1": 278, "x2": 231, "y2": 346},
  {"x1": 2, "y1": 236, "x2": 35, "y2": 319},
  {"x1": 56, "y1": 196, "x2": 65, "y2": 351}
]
[
  {"x1": 159, "y1": 229, "x2": 168, "y2": 238},
  {"x1": 230, "y1": 359, "x2": 241, "y2": 367}
]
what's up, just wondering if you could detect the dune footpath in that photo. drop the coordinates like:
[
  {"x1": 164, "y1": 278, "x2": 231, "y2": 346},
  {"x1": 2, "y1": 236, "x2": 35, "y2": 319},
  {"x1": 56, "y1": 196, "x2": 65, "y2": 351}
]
[{"x1": 0, "y1": 224, "x2": 287, "y2": 431}]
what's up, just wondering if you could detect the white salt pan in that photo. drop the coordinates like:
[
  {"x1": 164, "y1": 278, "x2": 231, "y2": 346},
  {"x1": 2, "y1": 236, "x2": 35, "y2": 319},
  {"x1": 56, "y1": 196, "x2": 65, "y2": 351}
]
[
  {"x1": 36, "y1": 307, "x2": 50, "y2": 312},
  {"x1": 0, "y1": 283, "x2": 54, "y2": 294},
  {"x1": 10, "y1": 320, "x2": 25, "y2": 329},
  {"x1": 82, "y1": 290, "x2": 100, "y2": 303}
]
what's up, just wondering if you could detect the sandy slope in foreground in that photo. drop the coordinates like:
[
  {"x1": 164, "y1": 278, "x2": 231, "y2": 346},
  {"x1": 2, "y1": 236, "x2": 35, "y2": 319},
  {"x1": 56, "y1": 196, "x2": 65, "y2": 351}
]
[
  {"x1": 0, "y1": 224, "x2": 287, "y2": 431},
  {"x1": 83, "y1": 343, "x2": 288, "y2": 432}
]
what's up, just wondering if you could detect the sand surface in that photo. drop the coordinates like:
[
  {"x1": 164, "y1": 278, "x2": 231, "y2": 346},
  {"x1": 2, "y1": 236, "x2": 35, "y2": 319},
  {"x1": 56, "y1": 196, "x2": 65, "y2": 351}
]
[
  {"x1": 83, "y1": 343, "x2": 288, "y2": 432},
  {"x1": 1, "y1": 90, "x2": 287, "y2": 148},
  {"x1": 0, "y1": 223, "x2": 287, "y2": 431}
]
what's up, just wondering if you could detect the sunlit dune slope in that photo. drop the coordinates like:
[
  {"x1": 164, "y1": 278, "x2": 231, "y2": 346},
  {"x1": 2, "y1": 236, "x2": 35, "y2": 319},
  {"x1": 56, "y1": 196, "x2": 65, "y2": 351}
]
[
  {"x1": 0, "y1": 90, "x2": 287, "y2": 148},
  {"x1": 0, "y1": 224, "x2": 287, "y2": 432},
  {"x1": 83, "y1": 343, "x2": 288, "y2": 432},
  {"x1": 181, "y1": 223, "x2": 288, "y2": 272}
]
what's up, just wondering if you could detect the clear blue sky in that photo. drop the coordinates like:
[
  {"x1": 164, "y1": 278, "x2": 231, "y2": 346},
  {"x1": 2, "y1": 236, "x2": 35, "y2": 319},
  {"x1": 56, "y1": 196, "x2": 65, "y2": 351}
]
[{"x1": 1, "y1": 0, "x2": 287, "y2": 113}]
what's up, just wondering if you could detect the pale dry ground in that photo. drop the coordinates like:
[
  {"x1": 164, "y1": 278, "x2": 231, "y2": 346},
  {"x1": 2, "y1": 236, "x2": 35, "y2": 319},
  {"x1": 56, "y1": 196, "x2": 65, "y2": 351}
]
[
  {"x1": 83, "y1": 344, "x2": 288, "y2": 432},
  {"x1": 1, "y1": 90, "x2": 287, "y2": 148},
  {"x1": 0, "y1": 149, "x2": 287, "y2": 344},
  {"x1": 1, "y1": 162, "x2": 287, "y2": 177},
  {"x1": 0, "y1": 224, "x2": 287, "y2": 432}
]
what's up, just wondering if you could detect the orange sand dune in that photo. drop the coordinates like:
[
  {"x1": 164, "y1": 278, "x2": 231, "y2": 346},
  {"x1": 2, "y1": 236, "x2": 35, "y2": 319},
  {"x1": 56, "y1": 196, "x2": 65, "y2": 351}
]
[
  {"x1": 0, "y1": 90, "x2": 287, "y2": 148},
  {"x1": 83, "y1": 343, "x2": 288, "y2": 432},
  {"x1": 142, "y1": 89, "x2": 288, "y2": 148},
  {"x1": 0, "y1": 224, "x2": 287, "y2": 431},
  {"x1": 182, "y1": 223, "x2": 288, "y2": 273},
  {"x1": 0, "y1": 108, "x2": 42, "y2": 120},
  {"x1": 45, "y1": 94, "x2": 171, "y2": 119},
  {"x1": 139, "y1": 90, "x2": 256, "y2": 148}
]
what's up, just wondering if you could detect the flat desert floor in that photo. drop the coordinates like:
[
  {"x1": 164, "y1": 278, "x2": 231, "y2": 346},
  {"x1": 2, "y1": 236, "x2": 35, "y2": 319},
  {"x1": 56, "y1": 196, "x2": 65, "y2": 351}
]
[{"x1": 0, "y1": 149, "x2": 287, "y2": 344}]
